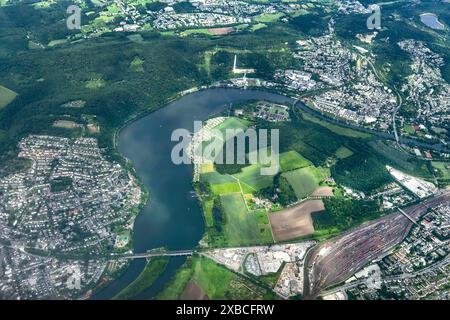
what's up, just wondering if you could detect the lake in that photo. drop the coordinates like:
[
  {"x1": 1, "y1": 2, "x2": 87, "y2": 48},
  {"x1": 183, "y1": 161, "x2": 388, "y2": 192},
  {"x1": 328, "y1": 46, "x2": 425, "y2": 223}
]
[{"x1": 420, "y1": 13, "x2": 445, "y2": 30}]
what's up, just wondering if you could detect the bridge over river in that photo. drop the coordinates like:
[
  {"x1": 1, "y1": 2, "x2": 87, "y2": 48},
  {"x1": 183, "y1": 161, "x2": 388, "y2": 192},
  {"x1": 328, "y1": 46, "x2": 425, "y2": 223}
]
[{"x1": 113, "y1": 249, "x2": 195, "y2": 260}]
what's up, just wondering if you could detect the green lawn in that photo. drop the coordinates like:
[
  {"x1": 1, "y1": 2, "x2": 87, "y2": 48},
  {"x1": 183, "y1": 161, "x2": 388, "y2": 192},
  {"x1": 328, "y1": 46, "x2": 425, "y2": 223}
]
[
  {"x1": 280, "y1": 150, "x2": 311, "y2": 172},
  {"x1": 403, "y1": 124, "x2": 416, "y2": 135},
  {"x1": 85, "y1": 78, "x2": 106, "y2": 89},
  {"x1": 0, "y1": 85, "x2": 17, "y2": 109},
  {"x1": 47, "y1": 39, "x2": 68, "y2": 47},
  {"x1": 113, "y1": 257, "x2": 169, "y2": 300},
  {"x1": 220, "y1": 193, "x2": 272, "y2": 245},
  {"x1": 130, "y1": 57, "x2": 145, "y2": 72}
]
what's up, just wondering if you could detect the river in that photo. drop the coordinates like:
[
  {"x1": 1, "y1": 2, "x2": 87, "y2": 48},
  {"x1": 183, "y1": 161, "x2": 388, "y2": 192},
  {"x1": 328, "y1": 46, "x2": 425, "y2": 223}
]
[{"x1": 92, "y1": 88, "x2": 293, "y2": 299}]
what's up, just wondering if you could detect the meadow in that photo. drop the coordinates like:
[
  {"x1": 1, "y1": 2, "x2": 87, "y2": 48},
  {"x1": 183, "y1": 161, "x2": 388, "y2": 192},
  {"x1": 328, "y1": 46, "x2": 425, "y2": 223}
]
[
  {"x1": 0, "y1": 85, "x2": 17, "y2": 109},
  {"x1": 279, "y1": 150, "x2": 311, "y2": 172},
  {"x1": 219, "y1": 193, "x2": 273, "y2": 246},
  {"x1": 157, "y1": 256, "x2": 269, "y2": 300},
  {"x1": 282, "y1": 166, "x2": 330, "y2": 200}
]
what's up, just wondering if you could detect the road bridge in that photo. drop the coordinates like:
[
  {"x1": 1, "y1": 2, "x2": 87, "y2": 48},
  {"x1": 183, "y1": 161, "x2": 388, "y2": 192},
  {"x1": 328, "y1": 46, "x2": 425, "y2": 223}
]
[{"x1": 115, "y1": 250, "x2": 194, "y2": 260}]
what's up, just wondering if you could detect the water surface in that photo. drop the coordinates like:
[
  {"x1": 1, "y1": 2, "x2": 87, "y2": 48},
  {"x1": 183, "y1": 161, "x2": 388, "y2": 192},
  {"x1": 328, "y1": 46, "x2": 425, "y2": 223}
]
[{"x1": 420, "y1": 13, "x2": 445, "y2": 30}]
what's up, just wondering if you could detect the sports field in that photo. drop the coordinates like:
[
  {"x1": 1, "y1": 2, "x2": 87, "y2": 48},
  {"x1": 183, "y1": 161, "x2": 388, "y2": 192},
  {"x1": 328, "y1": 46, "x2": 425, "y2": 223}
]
[{"x1": 0, "y1": 85, "x2": 17, "y2": 109}]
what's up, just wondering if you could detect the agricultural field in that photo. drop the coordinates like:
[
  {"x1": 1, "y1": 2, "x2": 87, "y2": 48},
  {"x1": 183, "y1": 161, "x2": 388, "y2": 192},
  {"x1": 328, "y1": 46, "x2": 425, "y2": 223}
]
[
  {"x1": 269, "y1": 199, "x2": 325, "y2": 241},
  {"x1": 157, "y1": 256, "x2": 270, "y2": 300},
  {"x1": 282, "y1": 166, "x2": 330, "y2": 200},
  {"x1": 233, "y1": 164, "x2": 275, "y2": 191},
  {"x1": 279, "y1": 150, "x2": 311, "y2": 172},
  {"x1": 220, "y1": 193, "x2": 273, "y2": 246},
  {"x1": 0, "y1": 85, "x2": 17, "y2": 109},
  {"x1": 200, "y1": 172, "x2": 241, "y2": 195}
]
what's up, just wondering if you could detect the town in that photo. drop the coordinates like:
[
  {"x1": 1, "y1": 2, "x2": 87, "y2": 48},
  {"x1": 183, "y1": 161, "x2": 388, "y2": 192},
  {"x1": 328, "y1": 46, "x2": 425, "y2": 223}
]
[{"x1": 0, "y1": 135, "x2": 142, "y2": 298}]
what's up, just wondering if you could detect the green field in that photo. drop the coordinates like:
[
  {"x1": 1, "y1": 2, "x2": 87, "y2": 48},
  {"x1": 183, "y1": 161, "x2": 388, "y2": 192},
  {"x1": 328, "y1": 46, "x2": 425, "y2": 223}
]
[
  {"x1": 202, "y1": 198, "x2": 215, "y2": 228},
  {"x1": 255, "y1": 13, "x2": 284, "y2": 23},
  {"x1": 0, "y1": 85, "x2": 17, "y2": 109},
  {"x1": 180, "y1": 29, "x2": 214, "y2": 37},
  {"x1": 282, "y1": 167, "x2": 319, "y2": 199},
  {"x1": 200, "y1": 172, "x2": 241, "y2": 194},
  {"x1": 432, "y1": 162, "x2": 450, "y2": 179},
  {"x1": 158, "y1": 256, "x2": 270, "y2": 300},
  {"x1": 233, "y1": 164, "x2": 275, "y2": 191},
  {"x1": 113, "y1": 257, "x2": 169, "y2": 300},
  {"x1": 192, "y1": 256, "x2": 236, "y2": 299},
  {"x1": 220, "y1": 193, "x2": 272, "y2": 246},
  {"x1": 251, "y1": 23, "x2": 268, "y2": 31},
  {"x1": 157, "y1": 256, "x2": 235, "y2": 299},
  {"x1": 335, "y1": 146, "x2": 354, "y2": 159},
  {"x1": 280, "y1": 150, "x2": 311, "y2": 172},
  {"x1": 157, "y1": 262, "x2": 193, "y2": 300},
  {"x1": 282, "y1": 166, "x2": 329, "y2": 199},
  {"x1": 215, "y1": 117, "x2": 250, "y2": 131}
]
